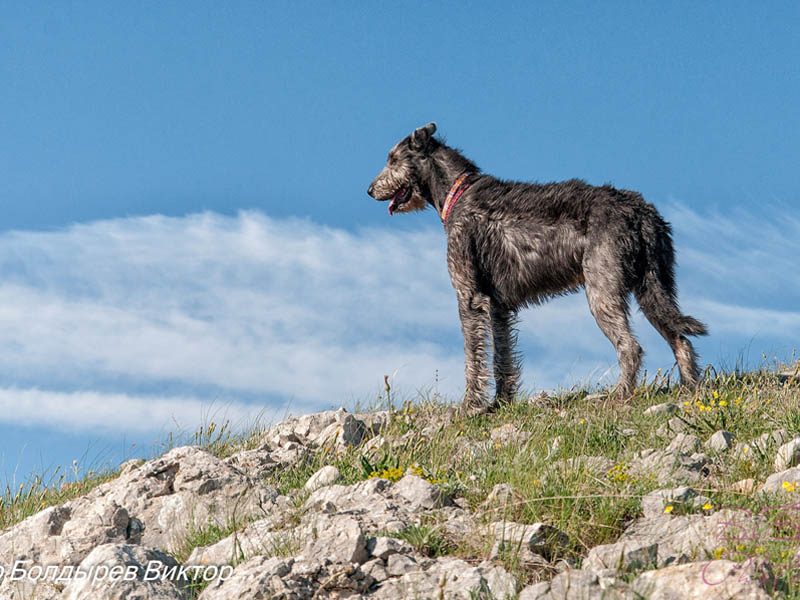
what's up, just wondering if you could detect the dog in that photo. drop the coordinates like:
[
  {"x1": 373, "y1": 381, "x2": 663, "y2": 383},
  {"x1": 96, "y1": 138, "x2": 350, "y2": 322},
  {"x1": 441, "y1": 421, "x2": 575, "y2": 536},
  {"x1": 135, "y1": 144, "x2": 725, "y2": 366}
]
[{"x1": 368, "y1": 122, "x2": 707, "y2": 412}]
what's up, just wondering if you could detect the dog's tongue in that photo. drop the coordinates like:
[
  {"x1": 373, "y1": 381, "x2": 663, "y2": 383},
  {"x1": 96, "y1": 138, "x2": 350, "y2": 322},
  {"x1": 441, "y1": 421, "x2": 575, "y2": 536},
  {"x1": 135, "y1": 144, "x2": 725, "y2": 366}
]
[{"x1": 388, "y1": 188, "x2": 405, "y2": 216}]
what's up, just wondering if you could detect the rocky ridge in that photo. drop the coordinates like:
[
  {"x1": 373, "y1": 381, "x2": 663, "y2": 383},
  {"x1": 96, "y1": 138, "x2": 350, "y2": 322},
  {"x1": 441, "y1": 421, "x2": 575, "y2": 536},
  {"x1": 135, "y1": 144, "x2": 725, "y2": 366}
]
[{"x1": 1, "y1": 377, "x2": 799, "y2": 599}]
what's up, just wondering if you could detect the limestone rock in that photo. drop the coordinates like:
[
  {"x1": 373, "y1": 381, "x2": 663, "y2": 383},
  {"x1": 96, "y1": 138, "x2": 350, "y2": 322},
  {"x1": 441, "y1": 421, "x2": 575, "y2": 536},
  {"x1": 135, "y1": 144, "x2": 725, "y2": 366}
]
[
  {"x1": 369, "y1": 557, "x2": 517, "y2": 600},
  {"x1": 488, "y1": 521, "x2": 570, "y2": 562},
  {"x1": 522, "y1": 568, "x2": 632, "y2": 599},
  {"x1": 704, "y1": 430, "x2": 735, "y2": 452},
  {"x1": 644, "y1": 402, "x2": 678, "y2": 416},
  {"x1": 775, "y1": 436, "x2": 800, "y2": 471},
  {"x1": 63, "y1": 543, "x2": 189, "y2": 600},
  {"x1": 392, "y1": 473, "x2": 451, "y2": 511},
  {"x1": 304, "y1": 465, "x2": 341, "y2": 492},
  {"x1": 583, "y1": 540, "x2": 658, "y2": 572},
  {"x1": 631, "y1": 559, "x2": 775, "y2": 599},
  {"x1": 367, "y1": 535, "x2": 414, "y2": 560},
  {"x1": 300, "y1": 514, "x2": 368, "y2": 564},
  {"x1": 197, "y1": 556, "x2": 292, "y2": 599},
  {"x1": 666, "y1": 433, "x2": 701, "y2": 455},
  {"x1": 763, "y1": 466, "x2": 800, "y2": 493}
]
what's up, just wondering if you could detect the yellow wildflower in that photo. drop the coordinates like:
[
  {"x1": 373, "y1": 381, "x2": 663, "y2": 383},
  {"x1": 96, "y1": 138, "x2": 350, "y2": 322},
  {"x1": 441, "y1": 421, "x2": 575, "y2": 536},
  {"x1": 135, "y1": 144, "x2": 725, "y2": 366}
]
[
  {"x1": 664, "y1": 505, "x2": 674, "y2": 514},
  {"x1": 783, "y1": 481, "x2": 797, "y2": 492},
  {"x1": 702, "y1": 503, "x2": 713, "y2": 510},
  {"x1": 719, "y1": 400, "x2": 728, "y2": 407}
]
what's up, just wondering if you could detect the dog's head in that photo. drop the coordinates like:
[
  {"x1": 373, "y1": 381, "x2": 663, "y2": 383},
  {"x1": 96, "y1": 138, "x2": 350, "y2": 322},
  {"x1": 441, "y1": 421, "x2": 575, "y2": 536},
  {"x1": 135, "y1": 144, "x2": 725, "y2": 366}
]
[{"x1": 367, "y1": 122, "x2": 438, "y2": 215}]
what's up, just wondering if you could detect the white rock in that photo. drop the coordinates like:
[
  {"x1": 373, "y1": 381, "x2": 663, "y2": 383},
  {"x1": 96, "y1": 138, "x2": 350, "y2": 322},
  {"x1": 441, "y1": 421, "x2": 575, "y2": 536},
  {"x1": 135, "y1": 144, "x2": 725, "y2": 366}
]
[
  {"x1": 632, "y1": 559, "x2": 773, "y2": 599},
  {"x1": 198, "y1": 556, "x2": 292, "y2": 599},
  {"x1": 488, "y1": 521, "x2": 570, "y2": 562},
  {"x1": 666, "y1": 433, "x2": 701, "y2": 455},
  {"x1": 644, "y1": 402, "x2": 678, "y2": 416},
  {"x1": 775, "y1": 436, "x2": 800, "y2": 471},
  {"x1": 301, "y1": 514, "x2": 368, "y2": 564},
  {"x1": 368, "y1": 535, "x2": 414, "y2": 560},
  {"x1": 704, "y1": 430, "x2": 735, "y2": 452},
  {"x1": 583, "y1": 540, "x2": 658, "y2": 572},
  {"x1": 641, "y1": 487, "x2": 697, "y2": 519},
  {"x1": 385, "y1": 553, "x2": 418, "y2": 576},
  {"x1": 370, "y1": 557, "x2": 516, "y2": 600},
  {"x1": 63, "y1": 544, "x2": 189, "y2": 600},
  {"x1": 763, "y1": 466, "x2": 800, "y2": 493},
  {"x1": 304, "y1": 465, "x2": 341, "y2": 492},
  {"x1": 392, "y1": 473, "x2": 450, "y2": 510}
]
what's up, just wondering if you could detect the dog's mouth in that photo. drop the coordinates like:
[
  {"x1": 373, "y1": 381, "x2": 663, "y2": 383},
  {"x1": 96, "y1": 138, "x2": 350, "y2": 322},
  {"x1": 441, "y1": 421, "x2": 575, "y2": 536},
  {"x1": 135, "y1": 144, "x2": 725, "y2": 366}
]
[{"x1": 388, "y1": 187, "x2": 412, "y2": 215}]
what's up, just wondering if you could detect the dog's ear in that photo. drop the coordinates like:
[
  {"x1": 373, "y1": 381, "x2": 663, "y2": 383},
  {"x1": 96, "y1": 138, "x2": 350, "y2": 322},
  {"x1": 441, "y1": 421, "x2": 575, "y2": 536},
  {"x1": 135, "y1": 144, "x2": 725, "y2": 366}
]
[{"x1": 410, "y1": 122, "x2": 437, "y2": 150}]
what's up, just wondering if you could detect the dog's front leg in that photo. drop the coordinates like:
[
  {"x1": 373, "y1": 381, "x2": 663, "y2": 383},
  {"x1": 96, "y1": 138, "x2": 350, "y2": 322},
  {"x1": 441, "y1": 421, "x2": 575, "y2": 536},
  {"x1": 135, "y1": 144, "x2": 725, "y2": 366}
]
[{"x1": 457, "y1": 292, "x2": 491, "y2": 412}]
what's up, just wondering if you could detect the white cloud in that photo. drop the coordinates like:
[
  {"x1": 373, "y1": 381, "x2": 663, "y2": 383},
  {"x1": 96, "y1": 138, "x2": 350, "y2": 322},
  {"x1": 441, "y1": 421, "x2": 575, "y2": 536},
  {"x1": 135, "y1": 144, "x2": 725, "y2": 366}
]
[
  {"x1": 0, "y1": 205, "x2": 797, "y2": 433},
  {"x1": 0, "y1": 387, "x2": 281, "y2": 434}
]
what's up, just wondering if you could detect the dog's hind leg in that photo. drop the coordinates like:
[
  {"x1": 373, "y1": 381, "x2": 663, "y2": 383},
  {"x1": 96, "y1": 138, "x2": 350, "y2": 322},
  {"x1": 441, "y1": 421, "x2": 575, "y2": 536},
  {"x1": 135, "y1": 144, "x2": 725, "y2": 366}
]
[
  {"x1": 635, "y1": 217, "x2": 708, "y2": 389},
  {"x1": 635, "y1": 275, "x2": 707, "y2": 389},
  {"x1": 489, "y1": 303, "x2": 521, "y2": 408},
  {"x1": 584, "y1": 265, "x2": 643, "y2": 399}
]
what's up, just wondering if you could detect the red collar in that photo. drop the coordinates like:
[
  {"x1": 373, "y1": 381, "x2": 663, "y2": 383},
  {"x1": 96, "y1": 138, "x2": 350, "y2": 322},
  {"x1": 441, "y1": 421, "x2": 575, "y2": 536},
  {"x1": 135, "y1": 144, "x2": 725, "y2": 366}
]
[{"x1": 441, "y1": 172, "x2": 476, "y2": 226}]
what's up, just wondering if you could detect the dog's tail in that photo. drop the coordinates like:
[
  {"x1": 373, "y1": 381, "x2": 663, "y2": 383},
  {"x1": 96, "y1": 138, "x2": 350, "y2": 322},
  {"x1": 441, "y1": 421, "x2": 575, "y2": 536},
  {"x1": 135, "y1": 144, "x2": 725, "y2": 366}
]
[{"x1": 635, "y1": 209, "x2": 709, "y2": 339}]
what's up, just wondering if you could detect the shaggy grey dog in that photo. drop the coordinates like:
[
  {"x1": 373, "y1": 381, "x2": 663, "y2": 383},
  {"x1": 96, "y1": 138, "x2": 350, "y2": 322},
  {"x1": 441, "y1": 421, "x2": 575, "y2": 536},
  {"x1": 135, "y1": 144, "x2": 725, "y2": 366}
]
[{"x1": 368, "y1": 122, "x2": 707, "y2": 412}]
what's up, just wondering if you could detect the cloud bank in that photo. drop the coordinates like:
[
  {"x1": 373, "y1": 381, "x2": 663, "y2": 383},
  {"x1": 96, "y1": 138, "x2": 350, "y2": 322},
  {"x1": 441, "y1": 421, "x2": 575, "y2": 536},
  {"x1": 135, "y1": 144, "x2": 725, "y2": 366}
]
[{"x1": 0, "y1": 206, "x2": 797, "y2": 434}]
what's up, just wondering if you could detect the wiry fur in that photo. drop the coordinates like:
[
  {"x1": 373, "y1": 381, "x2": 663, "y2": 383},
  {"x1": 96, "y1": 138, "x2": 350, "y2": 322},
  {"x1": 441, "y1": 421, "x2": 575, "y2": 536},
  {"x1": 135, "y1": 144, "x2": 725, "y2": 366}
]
[{"x1": 368, "y1": 123, "x2": 708, "y2": 412}]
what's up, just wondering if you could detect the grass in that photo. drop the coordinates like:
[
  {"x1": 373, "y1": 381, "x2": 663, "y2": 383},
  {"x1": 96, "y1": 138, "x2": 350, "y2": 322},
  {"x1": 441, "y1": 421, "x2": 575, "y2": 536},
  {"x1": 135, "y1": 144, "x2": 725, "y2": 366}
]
[{"x1": 1, "y1": 360, "x2": 799, "y2": 595}]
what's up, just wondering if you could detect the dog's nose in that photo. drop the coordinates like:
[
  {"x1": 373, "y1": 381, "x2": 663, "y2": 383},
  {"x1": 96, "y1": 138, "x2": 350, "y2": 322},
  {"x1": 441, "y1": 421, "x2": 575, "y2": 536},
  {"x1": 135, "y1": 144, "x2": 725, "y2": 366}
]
[{"x1": 367, "y1": 183, "x2": 374, "y2": 197}]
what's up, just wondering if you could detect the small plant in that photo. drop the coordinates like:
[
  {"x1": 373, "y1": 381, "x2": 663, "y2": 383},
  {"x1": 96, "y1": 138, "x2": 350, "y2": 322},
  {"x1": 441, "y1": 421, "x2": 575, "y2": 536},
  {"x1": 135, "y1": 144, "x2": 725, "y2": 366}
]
[{"x1": 391, "y1": 523, "x2": 454, "y2": 558}]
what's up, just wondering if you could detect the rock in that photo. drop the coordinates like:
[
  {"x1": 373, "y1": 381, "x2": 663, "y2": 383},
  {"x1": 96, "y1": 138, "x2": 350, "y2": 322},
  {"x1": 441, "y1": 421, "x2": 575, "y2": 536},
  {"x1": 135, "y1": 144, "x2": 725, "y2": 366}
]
[
  {"x1": 629, "y1": 448, "x2": 709, "y2": 486},
  {"x1": 368, "y1": 536, "x2": 414, "y2": 560},
  {"x1": 223, "y1": 448, "x2": 281, "y2": 478},
  {"x1": 732, "y1": 478, "x2": 755, "y2": 494},
  {"x1": 656, "y1": 416, "x2": 687, "y2": 437},
  {"x1": 304, "y1": 465, "x2": 341, "y2": 492},
  {"x1": 619, "y1": 510, "x2": 747, "y2": 566},
  {"x1": 488, "y1": 521, "x2": 570, "y2": 562},
  {"x1": 386, "y1": 553, "x2": 418, "y2": 576},
  {"x1": 525, "y1": 568, "x2": 632, "y2": 599},
  {"x1": 666, "y1": 433, "x2": 702, "y2": 455},
  {"x1": 187, "y1": 516, "x2": 295, "y2": 566},
  {"x1": 631, "y1": 559, "x2": 775, "y2": 599},
  {"x1": 369, "y1": 557, "x2": 517, "y2": 600},
  {"x1": 392, "y1": 473, "x2": 451, "y2": 510},
  {"x1": 583, "y1": 540, "x2": 658, "y2": 572},
  {"x1": 301, "y1": 514, "x2": 368, "y2": 564},
  {"x1": 754, "y1": 428, "x2": 790, "y2": 452},
  {"x1": 304, "y1": 477, "x2": 410, "y2": 533},
  {"x1": 644, "y1": 402, "x2": 678, "y2": 416},
  {"x1": 362, "y1": 558, "x2": 388, "y2": 583},
  {"x1": 0, "y1": 498, "x2": 139, "y2": 573},
  {"x1": 641, "y1": 487, "x2": 711, "y2": 519},
  {"x1": 775, "y1": 436, "x2": 800, "y2": 471},
  {"x1": 63, "y1": 544, "x2": 189, "y2": 600},
  {"x1": 265, "y1": 407, "x2": 368, "y2": 449},
  {"x1": 198, "y1": 556, "x2": 292, "y2": 599},
  {"x1": 518, "y1": 582, "x2": 552, "y2": 599},
  {"x1": 704, "y1": 430, "x2": 735, "y2": 452},
  {"x1": 118, "y1": 458, "x2": 145, "y2": 476},
  {"x1": 491, "y1": 423, "x2": 531, "y2": 445},
  {"x1": 763, "y1": 466, "x2": 800, "y2": 493}
]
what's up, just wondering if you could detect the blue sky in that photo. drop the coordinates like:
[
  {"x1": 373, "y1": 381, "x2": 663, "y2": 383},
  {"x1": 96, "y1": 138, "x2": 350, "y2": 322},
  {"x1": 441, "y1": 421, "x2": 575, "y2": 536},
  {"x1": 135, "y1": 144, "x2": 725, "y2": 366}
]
[{"x1": 1, "y1": 2, "x2": 798, "y2": 484}]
